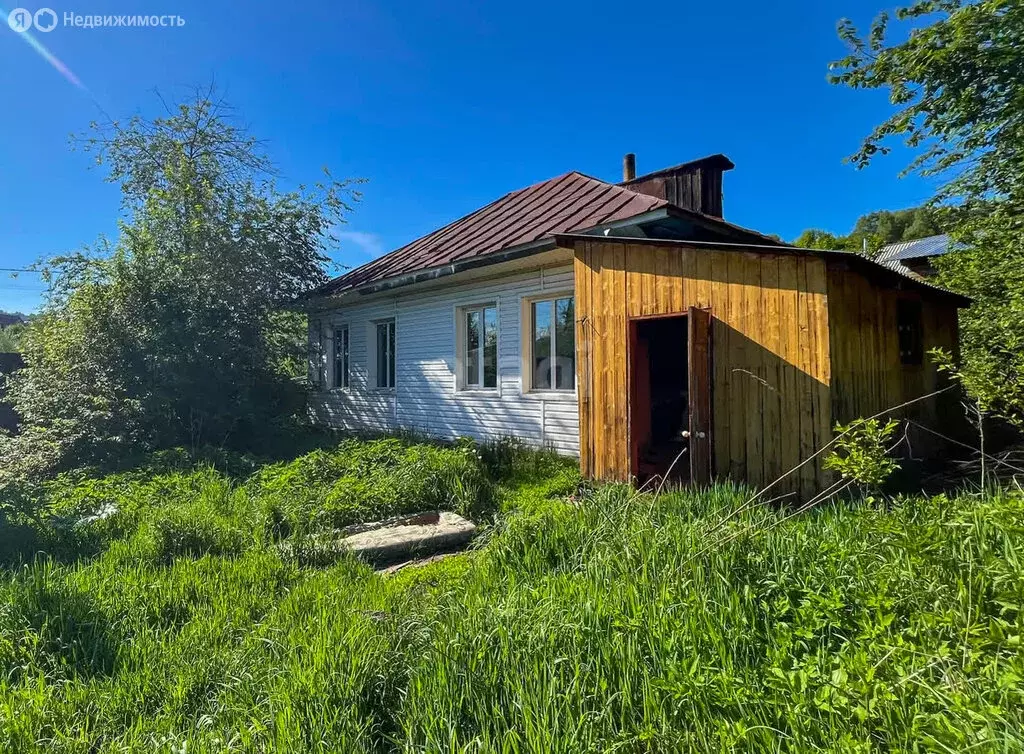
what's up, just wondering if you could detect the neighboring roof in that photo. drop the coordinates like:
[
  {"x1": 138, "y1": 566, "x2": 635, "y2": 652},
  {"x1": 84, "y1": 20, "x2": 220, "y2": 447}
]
[
  {"x1": 876, "y1": 234, "x2": 954, "y2": 263},
  {"x1": 554, "y1": 234, "x2": 972, "y2": 307},
  {"x1": 317, "y1": 172, "x2": 668, "y2": 296}
]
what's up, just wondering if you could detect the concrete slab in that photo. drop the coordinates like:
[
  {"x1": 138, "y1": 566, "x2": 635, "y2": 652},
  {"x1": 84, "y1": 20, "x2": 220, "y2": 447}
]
[{"x1": 342, "y1": 511, "x2": 477, "y2": 567}]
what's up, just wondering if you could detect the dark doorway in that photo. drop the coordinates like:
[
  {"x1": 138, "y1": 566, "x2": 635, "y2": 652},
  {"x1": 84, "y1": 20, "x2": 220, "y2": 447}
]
[
  {"x1": 629, "y1": 307, "x2": 713, "y2": 485},
  {"x1": 630, "y1": 315, "x2": 690, "y2": 483}
]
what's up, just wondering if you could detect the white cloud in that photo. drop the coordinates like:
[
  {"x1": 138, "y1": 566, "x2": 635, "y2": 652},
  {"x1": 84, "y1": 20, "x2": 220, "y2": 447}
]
[{"x1": 336, "y1": 230, "x2": 386, "y2": 262}]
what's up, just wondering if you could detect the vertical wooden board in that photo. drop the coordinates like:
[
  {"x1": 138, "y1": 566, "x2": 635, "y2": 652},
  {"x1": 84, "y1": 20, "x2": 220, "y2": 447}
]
[
  {"x1": 708, "y1": 252, "x2": 730, "y2": 478},
  {"x1": 574, "y1": 246, "x2": 593, "y2": 477},
  {"x1": 693, "y1": 248, "x2": 713, "y2": 309},
  {"x1": 828, "y1": 270, "x2": 852, "y2": 425},
  {"x1": 593, "y1": 246, "x2": 609, "y2": 478},
  {"x1": 861, "y1": 277, "x2": 881, "y2": 416},
  {"x1": 631, "y1": 245, "x2": 654, "y2": 318},
  {"x1": 605, "y1": 252, "x2": 619, "y2": 478},
  {"x1": 676, "y1": 248, "x2": 694, "y2": 312},
  {"x1": 759, "y1": 255, "x2": 783, "y2": 486},
  {"x1": 726, "y1": 252, "x2": 748, "y2": 480},
  {"x1": 795, "y1": 257, "x2": 817, "y2": 500},
  {"x1": 882, "y1": 288, "x2": 901, "y2": 412},
  {"x1": 741, "y1": 253, "x2": 765, "y2": 488},
  {"x1": 805, "y1": 258, "x2": 832, "y2": 493},
  {"x1": 653, "y1": 247, "x2": 672, "y2": 314},
  {"x1": 712, "y1": 319, "x2": 732, "y2": 480},
  {"x1": 624, "y1": 247, "x2": 638, "y2": 319},
  {"x1": 610, "y1": 243, "x2": 628, "y2": 479},
  {"x1": 777, "y1": 257, "x2": 802, "y2": 495}
]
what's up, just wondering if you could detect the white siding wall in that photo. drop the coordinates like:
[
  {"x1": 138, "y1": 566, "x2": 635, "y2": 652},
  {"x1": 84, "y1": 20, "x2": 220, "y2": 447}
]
[{"x1": 308, "y1": 264, "x2": 580, "y2": 455}]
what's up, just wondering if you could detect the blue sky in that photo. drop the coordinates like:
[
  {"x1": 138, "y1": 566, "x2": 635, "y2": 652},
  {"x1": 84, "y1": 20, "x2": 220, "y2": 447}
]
[{"x1": 0, "y1": 0, "x2": 934, "y2": 312}]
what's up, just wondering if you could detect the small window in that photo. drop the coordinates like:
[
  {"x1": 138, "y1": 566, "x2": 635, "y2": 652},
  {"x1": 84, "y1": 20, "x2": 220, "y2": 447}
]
[
  {"x1": 375, "y1": 319, "x2": 396, "y2": 389},
  {"x1": 531, "y1": 296, "x2": 575, "y2": 391},
  {"x1": 461, "y1": 305, "x2": 498, "y2": 389},
  {"x1": 897, "y1": 299, "x2": 924, "y2": 366},
  {"x1": 333, "y1": 326, "x2": 350, "y2": 389}
]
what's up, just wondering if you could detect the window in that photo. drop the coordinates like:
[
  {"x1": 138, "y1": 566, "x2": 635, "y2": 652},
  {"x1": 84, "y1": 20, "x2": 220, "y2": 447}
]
[
  {"x1": 375, "y1": 319, "x2": 396, "y2": 389},
  {"x1": 531, "y1": 296, "x2": 575, "y2": 391},
  {"x1": 897, "y1": 299, "x2": 924, "y2": 366},
  {"x1": 313, "y1": 324, "x2": 326, "y2": 388},
  {"x1": 460, "y1": 304, "x2": 498, "y2": 389},
  {"x1": 333, "y1": 326, "x2": 350, "y2": 389}
]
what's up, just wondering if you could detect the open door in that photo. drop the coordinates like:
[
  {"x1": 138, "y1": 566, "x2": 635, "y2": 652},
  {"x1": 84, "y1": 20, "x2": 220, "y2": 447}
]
[{"x1": 688, "y1": 307, "x2": 713, "y2": 485}]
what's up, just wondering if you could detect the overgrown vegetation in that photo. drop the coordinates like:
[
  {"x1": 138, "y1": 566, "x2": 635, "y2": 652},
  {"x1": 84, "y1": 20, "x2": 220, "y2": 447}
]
[
  {"x1": 1, "y1": 436, "x2": 516, "y2": 564},
  {"x1": 0, "y1": 89, "x2": 361, "y2": 497},
  {"x1": 0, "y1": 322, "x2": 25, "y2": 353},
  {"x1": 832, "y1": 0, "x2": 1024, "y2": 426},
  {"x1": 0, "y1": 435, "x2": 1020, "y2": 752}
]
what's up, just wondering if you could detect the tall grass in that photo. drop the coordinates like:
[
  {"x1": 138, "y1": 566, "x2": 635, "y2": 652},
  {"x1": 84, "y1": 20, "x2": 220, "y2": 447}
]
[{"x1": 0, "y1": 439, "x2": 1022, "y2": 751}]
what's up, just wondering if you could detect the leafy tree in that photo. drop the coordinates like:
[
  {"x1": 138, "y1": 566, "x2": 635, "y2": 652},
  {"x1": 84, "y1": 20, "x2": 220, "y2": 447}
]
[
  {"x1": 0, "y1": 90, "x2": 360, "y2": 492},
  {"x1": 0, "y1": 323, "x2": 25, "y2": 352},
  {"x1": 831, "y1": 0, "x2": 1024, "y2": 424},
  {"x1": 794, "y1": 207, "x2": 943, "y2": 253}
]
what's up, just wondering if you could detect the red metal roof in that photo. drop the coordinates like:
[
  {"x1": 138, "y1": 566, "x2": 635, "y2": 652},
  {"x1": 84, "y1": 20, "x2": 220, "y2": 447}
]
[{"x1": 317, "y1": 171, "x2": 669, "y2": 295}]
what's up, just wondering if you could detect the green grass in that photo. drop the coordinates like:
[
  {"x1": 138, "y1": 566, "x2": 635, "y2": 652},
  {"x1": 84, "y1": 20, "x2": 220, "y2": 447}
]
[{"x1": 0, "y1": 437, "x2": 1022, "y2": 752}]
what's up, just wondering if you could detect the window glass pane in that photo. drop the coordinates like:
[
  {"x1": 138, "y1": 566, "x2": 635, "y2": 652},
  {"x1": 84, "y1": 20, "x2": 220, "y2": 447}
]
[
  {"x1": 317, "y1": 328, "x2": 324, "y2": 387},
  {"x1": 533, "y1": 301, "x2": 552, "y2": 390},
  {"x1": 466, "y1": 310, "x2": 481, "y2": 386},
  {"x1": 555, "y1": 298, "x2": 575, "y2": 390},
  {"x1": 387, "y1": 321, "x2": 396, "y2": 388},
  {"x1": 335, "y1": 328, "x2": 348, "y2": 388},
  {"x1": 377, "y1": 323, "x2": 389, "y2": 388},
  {"x1": 343, "y1": 328, "x2": 350, "y2": 388},
  {"x1": 483, "y1": 307, "x2": 497, "y2": 389}
]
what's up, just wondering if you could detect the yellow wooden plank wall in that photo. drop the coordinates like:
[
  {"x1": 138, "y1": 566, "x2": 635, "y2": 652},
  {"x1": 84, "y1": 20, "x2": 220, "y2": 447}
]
[
  {"x1": 825, "y1": 268, "x2": 961, "y2": 451},
  {"x1": 574, "y1": 240, "x2": 833, "y2": 500}
]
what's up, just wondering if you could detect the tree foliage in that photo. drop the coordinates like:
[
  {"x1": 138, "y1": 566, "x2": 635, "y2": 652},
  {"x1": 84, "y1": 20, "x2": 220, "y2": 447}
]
[
  {"x1": 831, "y1": 0, "x2": 1024, "y2": 424},
  {"x1": 0, "y1": 323, "x2": 25, "y2": 353},
  {"x1": 0, "y1": 90, "x2": 360, "y2": 493},
  {"x1": 824, "y1": 419, "x2": 902, "y2": 490},
  {"x1": 793, "y1": 206, "x2": 944, "y2": 252}
]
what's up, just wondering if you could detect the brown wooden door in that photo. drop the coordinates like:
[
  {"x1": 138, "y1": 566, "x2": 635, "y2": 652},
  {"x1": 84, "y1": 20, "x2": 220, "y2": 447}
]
[{"x1": 688, "y1": 307, "x2": 713, "y2": 485}]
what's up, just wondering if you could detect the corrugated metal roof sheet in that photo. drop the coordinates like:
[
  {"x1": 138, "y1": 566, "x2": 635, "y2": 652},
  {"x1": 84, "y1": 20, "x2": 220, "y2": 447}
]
[
  {"x1": 876, "y1": 234, "x2": 953, "y2": 262},
  {"x1": 318, "y1": 172, "x2": 669, "y2": 296}
]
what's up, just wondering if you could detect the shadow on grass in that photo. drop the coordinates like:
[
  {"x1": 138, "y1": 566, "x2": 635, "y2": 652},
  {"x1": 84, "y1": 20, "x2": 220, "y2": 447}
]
[{"x1": 3, "y1": 573, "x2": 119, "y2": 681}]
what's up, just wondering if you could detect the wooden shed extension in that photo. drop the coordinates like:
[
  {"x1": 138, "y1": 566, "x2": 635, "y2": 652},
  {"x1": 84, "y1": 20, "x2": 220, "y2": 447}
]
[{"x1": 557, "y1": 235, "x2": 968, "y2": 500}]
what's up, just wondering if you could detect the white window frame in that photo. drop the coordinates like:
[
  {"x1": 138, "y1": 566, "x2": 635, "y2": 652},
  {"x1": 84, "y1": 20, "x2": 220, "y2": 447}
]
[
  {"x1": 332, "y1": 325, "x2": 350, "y2": 389},
  {"x1": 521, "y1": 292, "x2": 576, "y2": 394},
  {"x1": 455, "y1": 302, "x2": 499, "y2": 392},
  {"x1": 370, "y1": 318, "x2": 396, "y2": 391}
]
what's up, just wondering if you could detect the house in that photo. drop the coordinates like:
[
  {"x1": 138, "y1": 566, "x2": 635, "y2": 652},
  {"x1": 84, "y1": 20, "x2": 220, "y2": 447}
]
[
  {"x1": 875, "y1": 234, "x2": 956, "y2": 278},
  {"x1": 306, "y1": 155, "x2": 969, "y2": 498}
]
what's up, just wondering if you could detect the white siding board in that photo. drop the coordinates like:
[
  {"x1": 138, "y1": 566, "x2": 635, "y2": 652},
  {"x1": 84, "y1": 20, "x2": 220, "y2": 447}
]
[{"x1": 308, "y1": 264, "x2": 580, "y2": 456}]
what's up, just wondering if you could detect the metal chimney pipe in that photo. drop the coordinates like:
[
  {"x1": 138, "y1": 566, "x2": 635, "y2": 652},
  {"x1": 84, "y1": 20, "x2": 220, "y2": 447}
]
[{"x1": 623, "y1": 153, "x2": 636, "y2": 182}]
